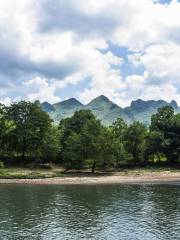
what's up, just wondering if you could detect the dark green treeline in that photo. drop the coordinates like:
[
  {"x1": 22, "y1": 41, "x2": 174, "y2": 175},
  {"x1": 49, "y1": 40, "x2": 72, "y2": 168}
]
[{"x1": 0, "y1": 101, "x2": 180, "y2": 172}]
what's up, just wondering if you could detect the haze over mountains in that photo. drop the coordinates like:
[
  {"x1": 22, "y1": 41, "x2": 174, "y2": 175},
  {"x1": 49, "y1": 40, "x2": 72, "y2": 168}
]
[{"x1": 41, "y1": 95, "x2": 179, "y2": 125}]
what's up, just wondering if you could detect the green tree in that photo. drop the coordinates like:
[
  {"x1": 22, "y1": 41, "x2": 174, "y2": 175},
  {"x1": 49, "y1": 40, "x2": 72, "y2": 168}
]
[
  {"x1": 145, "y1": 130, "x2": 164, "y2": 163},
  {"x1": 41, "y1": 125, "x2": 60, "y2": 162},
  {"x1": 59, "y1": 110, "x2": 102, "y2": 171},
  {"x1": 111, "y1": 118, "x2": 128, "y2": 140},
  {"x1": 110, "y1": 118, "x2": 132, "y2": 167},
  {"x1": 151, "y1": 106, "x2": 174, "y2": 131},
  {"x1": 80, "y1": 117, "x2": 102, "y2": 172},
  {"x1": 0, "y1": 104, "x2": 6, "y2": 152},
  {"x1": 150, "y1": 106, "x2": 180, "y2": 162},
  {"x1": 96, "y1": 127, "x2": 116, "y2": 169},
  {"x1": 0, "y1": 104, "x2": 16, "y2": 156},
  {"x1": 124, "y1": 121, "x2": 147, "y2": 164},
  {"x1": 4, "y1": 101, "x2": 52, "y2": 161},
  {"x1": 63, "y1": 132, "x2": 83, "y2": 170}
]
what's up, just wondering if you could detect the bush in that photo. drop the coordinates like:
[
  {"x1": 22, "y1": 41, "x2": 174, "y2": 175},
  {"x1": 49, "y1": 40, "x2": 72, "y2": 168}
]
[
  {"x1": 0, "y1": 161, "x2": 4, "y2": 168},
  {"x1": 37, "y1": 163, "x2": 53, "y2": 170}
]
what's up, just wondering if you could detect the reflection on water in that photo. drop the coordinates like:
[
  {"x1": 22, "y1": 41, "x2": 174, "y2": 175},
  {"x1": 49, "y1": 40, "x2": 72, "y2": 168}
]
[{"x1": 0, "y1": 184, "x2": 180, "y2": 240}]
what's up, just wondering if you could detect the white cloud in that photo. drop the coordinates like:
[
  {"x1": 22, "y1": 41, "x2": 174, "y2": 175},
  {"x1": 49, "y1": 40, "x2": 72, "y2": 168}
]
[
  {"x1": 78, "y1": 50, "x2": 125, "y2": 104},
  {"x1": 112, "y1": 0, "x2": 180, "y2": 50},
  {"x1": 126, "y1": 72, "x2": 148, "y2": 90},
  {"x1": 23, "y1": 77, "x2": 60, "y2": 103},
  {"x1": 0, "y1": 97, "x2": 12, "y2": 106},
  {"x1": 0, "y1": 0, "x2": 180, "y2": 106},
  {"x1": 140, "y1": 83, "x2": 180, "y2": 103},
  {"x1": 130, "y1": 42, "x2": 180, "y2": 80}
]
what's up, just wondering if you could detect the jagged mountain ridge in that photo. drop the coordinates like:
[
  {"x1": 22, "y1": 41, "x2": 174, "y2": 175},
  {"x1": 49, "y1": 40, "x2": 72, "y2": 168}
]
[
  {"x1": 124, "y1": 99, "x2": 179, "y2": 125},
  {"x1": 41, "y1": 95, "x2": 179, "y2": 125},
  {"x1": 84, "y1": 95, "x2": 132, "y2": 125}
]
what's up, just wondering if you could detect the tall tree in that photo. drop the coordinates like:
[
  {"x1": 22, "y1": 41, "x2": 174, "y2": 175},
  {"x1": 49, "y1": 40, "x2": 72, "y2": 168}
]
[
  {"x1": 124, "y1": 121, "x2": 147, "y2": 164},
  {"x1": 81, "y1": 117, "x2": 102, "y2": 172},
  {"x1": 145, "y1": 130, "x2": 164, "y2": 163},
  {"x1": 59, "y1": 110, "x2": 102, "y2": 171},
  {"x1": 150, "y1": 106, "x2": 180, "y2": 162},
  {"x1": 110, "y1": 118, "x2": 132, "y2": 167},
  {"x1": 4, "y1": 101, "x2": 52, "y2": 161},
  {"x1": 96, "y1": 127, "x2": 116, "y2": 169},
  {"x1": 41, "y1": 125, "x2": 60, "y2": 162},
  {"x1": 59, "y1": 110, "x2": 101, "y2": 168}
]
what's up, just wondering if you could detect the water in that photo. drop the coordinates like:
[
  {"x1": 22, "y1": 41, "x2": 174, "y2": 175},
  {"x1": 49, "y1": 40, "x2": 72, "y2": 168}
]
[{"x1": 0, "y1": 184, "x2": 180, "y2": 240}]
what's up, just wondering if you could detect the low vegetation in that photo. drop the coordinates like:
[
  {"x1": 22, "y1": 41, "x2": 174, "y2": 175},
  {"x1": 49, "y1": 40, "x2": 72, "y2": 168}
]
[{"x1": 0, "y1": 101, "x2": 180, "y2": 177}]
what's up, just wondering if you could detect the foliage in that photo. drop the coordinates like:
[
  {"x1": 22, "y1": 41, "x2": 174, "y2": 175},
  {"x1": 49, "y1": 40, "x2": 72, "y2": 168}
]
[
  {"x1": 1, "y1": 101, "x2": 52, "y2": 161},
  {"x1": 124, "y1": 122, "x2": 147, "y2": 164},
  {"x1": 110, "y1": 118, "x2": 132, "y2": 167},
  {"x1": 41, "y1": 125, "x2": 60, "y2": 162},
  {"x1": 0, "y1": 161, "x2": 4, "y2": 168},
  {"x1": 0, "y1": 101, "x2": 180, "y2": 170},
  {"x1": 59, "y1": 110, "x2": 102, "y2": 171},
  {"x1": 150, "y1": 106, "x2": 180, "y2": 163}
]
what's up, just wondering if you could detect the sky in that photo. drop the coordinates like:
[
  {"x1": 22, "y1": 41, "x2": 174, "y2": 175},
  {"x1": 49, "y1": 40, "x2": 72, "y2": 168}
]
[{"x1": 0, "y1": 0, "x2": 180, "y2": 107}]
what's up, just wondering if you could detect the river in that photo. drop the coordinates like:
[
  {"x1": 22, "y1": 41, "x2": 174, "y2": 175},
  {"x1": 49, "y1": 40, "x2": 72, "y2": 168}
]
[{"x1": 0, "y1": 184, "x2": 180, "y2": 240}]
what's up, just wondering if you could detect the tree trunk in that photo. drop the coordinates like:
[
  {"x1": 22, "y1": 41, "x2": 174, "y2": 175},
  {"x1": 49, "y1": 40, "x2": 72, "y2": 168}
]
[
  {"x1": 22, "y1": 150, "x2": 25, "y2": 161},
  {"x1": 21, "y1": 136, "x2": 26, "y2": 161},
  {"x1": 91, "y1": 159, "x2": 96, "y2": 173}
]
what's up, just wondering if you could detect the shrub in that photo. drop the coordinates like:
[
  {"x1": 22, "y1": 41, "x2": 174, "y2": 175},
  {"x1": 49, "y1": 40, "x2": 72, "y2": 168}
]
[
  {"x1": 0, "y1": 161, "x2": 4, "y2": 168},
  {"x1": 37, "y1": 163, "x2": 53, "y2": 170}
]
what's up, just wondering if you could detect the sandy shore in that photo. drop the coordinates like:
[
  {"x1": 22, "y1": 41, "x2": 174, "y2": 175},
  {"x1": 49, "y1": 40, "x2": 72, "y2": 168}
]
[{"x1": 0, "y1": 171, "x2": 180, "y2": 185}]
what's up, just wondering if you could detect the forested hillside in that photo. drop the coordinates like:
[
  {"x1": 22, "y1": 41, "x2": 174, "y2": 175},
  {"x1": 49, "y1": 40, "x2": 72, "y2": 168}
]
[{"x1": 41, "y1": 95, "x2": 179, "y2": 125}]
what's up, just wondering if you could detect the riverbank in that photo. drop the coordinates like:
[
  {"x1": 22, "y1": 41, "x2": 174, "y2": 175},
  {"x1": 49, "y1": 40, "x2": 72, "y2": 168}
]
[{"x1": 0, "y1": 167, "x2": 180, "y2": 184}]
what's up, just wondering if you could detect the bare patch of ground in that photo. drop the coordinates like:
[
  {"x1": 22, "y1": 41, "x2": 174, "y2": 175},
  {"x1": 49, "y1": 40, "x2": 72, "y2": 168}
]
[{"x1": 0, "y1": 169, "x2": 180, "y2": 185}]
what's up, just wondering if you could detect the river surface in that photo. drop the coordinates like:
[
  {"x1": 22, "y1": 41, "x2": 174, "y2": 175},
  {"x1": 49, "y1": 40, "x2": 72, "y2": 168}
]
[{"x1": 0, "y1": 184, "x2": 180, "y2": 240}]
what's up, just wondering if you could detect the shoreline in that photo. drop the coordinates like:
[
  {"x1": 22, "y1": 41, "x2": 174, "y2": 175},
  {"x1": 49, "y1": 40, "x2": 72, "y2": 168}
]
[{"x1": 1, "y1": 172, "x2": 180, "y2": 185}]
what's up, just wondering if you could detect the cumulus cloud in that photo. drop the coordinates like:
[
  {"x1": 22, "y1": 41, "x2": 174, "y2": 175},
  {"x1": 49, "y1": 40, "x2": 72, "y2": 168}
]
[
  {"x1": 0, "y1": 0, "x2": 180, "y2": 106},
  {"x1": 0, "y1": 97, "x2": 12, "y2": 106},
  {"x1": 130, "y1": 42, "x2": 180, "y2": 81},
  {"x1": 23, "y1": 77, "x2": 61, "y2": 103},
  {"x1": 140, "y1": 83, "x2": 180, "y2": 103}
]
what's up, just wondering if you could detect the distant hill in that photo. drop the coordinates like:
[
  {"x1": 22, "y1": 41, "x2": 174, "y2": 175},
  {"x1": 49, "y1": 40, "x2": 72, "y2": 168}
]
[
  {"x1": 48, "y1": 98, "x2": 83, "y2": 122},
  {"x1": 124, "y1": 99, "x2": 179, "y2": 125},
  {"x1": 41, "y1": 96, "x2": 179, "y2": 125},
  {"x1": 84, "y1": 95, "x2": 132, "y2": 125},
  {"x1": 41, "y1": 102, "x2": 55, "y2": 112}
]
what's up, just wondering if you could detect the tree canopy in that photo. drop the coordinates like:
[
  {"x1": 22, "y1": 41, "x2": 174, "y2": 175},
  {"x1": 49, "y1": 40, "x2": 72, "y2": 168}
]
[{"x1": 0, "y1": 102, "x2": 180, "y2": 170}]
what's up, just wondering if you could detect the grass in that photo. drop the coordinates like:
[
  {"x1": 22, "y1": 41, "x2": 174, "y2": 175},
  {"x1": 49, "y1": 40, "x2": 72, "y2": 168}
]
[
  {"x1": 0, "y1": 167, "x2": 65, "y2": 179},
  {"x1": 115, "y1": 166, "x2": 180, "y2": 176},
  {"x1": 0, "y1": 165, "x2": 180, "y2": 179}
]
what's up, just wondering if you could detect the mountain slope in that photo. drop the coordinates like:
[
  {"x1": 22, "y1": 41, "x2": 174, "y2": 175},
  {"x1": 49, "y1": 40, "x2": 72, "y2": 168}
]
[
  {"x1": 85, "y1": 95, "x2": 132, "y2": 125},
  {"x1": 50, "y1": 98, "x2": 83, "y2": 122},
  {"x1": 41, "y1": 102, "x2": 55, "y2": 113},
  {"x1": 124, "y1": 99, "x2": 179, "y2": 125},
  {"x1": 41, "y1": 96, "x2": 179, "y2": 125}
]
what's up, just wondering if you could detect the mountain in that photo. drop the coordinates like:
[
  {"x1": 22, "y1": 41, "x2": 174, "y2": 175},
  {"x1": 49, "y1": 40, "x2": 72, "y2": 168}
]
[
  {"x1": 41, "y1": 102, "x2": 55, "y2": 112},
  {"x1": 49, "y1": 98, "x2": 83, "y2": 122},
  {"x1": 41, "y1": 96, "x2": 179, "y2": 125},
  {"x1": 53, "y1": 98, "x2": 83, "y2": 110},
  {"x1": 85, "y1": 95, "x2": 132, "y2": 125},
  {"x1": 124, "y1": 99, "x2": 179, "y2": 125}
]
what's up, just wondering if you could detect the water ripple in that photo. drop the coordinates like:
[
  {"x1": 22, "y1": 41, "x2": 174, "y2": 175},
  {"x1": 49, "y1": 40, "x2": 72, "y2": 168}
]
[{"x1": 0, "y1": 184, "x2": 180, "y2": 240}]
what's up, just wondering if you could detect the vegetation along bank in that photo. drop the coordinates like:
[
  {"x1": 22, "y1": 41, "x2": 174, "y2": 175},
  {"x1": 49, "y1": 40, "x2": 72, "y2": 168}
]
[{"x1": 0, "y1": 100, "x2": 180, "y2": 179}]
